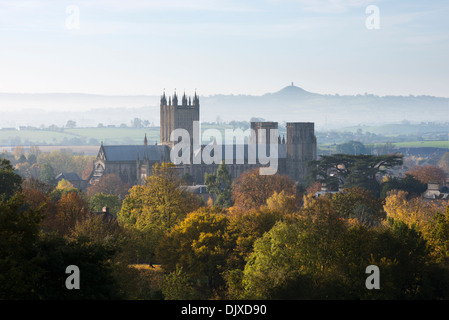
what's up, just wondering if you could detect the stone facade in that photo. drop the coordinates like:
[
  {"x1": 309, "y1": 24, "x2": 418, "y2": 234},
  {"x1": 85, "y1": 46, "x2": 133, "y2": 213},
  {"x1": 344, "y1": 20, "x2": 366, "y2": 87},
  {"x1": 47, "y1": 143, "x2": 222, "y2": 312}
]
[
  {"x1": 160, "y1": 91, "x2": 199, "y2": 148},
  {"x1": 89, "y1": 91, "x2": 317, "y2": 187}
]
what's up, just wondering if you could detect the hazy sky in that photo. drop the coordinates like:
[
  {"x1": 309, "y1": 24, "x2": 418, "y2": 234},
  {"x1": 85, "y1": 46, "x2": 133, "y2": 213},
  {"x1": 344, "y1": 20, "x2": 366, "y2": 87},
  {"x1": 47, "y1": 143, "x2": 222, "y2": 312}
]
[{"x1": 0, "y1": 0, "x2": 448, "y2": 97}]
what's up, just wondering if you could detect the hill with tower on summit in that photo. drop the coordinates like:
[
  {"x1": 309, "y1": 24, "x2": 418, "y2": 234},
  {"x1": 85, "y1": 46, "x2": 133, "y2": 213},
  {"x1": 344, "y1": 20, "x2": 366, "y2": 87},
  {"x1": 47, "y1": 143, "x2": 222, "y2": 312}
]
[{"x1": 0, "y1": 84, "x2": 448, "y2": 129}]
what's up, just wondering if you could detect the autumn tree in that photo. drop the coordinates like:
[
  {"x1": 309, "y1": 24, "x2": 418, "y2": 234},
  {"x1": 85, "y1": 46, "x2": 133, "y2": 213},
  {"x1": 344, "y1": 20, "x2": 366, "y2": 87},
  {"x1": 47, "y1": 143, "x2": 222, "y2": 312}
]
[
  {"x1": 330, "y1": 187, "x2": 386, "y2": 227},
  {"x1": 383, "y1": 190, "x2": 449, "y2": 237},
  {"x1": 384, "y1": 190, "x2": 449, "y2": 261},
  {"x1": 117, "y1": 163, "x2": 202, "y2": 264},
  {"x1": 231, "y1": 168, "x2": 298, "y2": 211},
  {"x1": 265, "y1": 190, "x2": 298, "y2": 215},
  {"x1": 406, "y1": 165, "x2": 446, "y2": 185},
  {"x1": 56, "y1": 178, "x2": 75, "y2": 191},
  {"x1": 118, "y1": 163, "x2": 202, "y2": 232},
  {"x1": 86, "y1": 173, "x2": 129, "y2": 198},
  {"x1": 156, "y1": 207, "x2": 232, "y2": 291},
  {"x1": 226, "y1": 207, "x2": 288, "y2": 270},
  {"x1": 48, "y1": 191, "x2": 89, "y2": 236},
  {"x1": 238, "y1": 200, "x2": 351, "y2": 300},
  {"x1": 438, "y1": 152, "x2": 449, "y2": 173},
  {"x1": 235, "y1": 203, "x2": 448, "y2": 299},
  {"x1": 305, "y1": 181, "x2": 322, "y2": 195}
]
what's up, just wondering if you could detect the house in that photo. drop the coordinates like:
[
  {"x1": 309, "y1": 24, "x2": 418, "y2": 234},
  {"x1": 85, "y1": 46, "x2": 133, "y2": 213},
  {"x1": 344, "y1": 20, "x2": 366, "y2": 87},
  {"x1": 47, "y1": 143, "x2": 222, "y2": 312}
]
[
  {"x1": 423, "y1": 183, "x2": 449, "y2": 200},
  {"x1": 55, "y1": 172, "x2": 87, "y2": 190}
]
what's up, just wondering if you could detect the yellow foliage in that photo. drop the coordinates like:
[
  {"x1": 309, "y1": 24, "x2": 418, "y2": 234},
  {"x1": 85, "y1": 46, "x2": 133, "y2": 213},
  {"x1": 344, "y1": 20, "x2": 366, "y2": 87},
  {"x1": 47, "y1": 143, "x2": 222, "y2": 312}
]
[
  {"x1": 207, "y1": 196, "x2": 214, "y2": 207},
  {"x1": 56, "y1": 178, "x2": 74, "y2": 190},
  {"x1": 266, "y1": 190, "x2": 297, "y2": 214},
  {"x1": 384, "y1": 190, "x2": 449, "y2": 239},
  {"x1": 302, "y1": 193, "x2": 316, "y2": 209}
]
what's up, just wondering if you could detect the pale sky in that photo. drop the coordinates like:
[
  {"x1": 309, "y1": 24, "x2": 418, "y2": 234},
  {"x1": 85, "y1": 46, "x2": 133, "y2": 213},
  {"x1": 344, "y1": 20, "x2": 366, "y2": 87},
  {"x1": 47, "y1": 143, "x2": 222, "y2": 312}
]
[{"x1": 0, "y1": 0, "x2": 448, "y2": 97}]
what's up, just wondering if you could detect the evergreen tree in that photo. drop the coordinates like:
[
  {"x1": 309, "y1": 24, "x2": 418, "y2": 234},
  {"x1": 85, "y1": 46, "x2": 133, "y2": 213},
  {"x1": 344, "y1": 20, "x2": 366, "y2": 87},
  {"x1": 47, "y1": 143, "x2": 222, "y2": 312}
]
[
  {"x1": 0, "y1": 158, "x2": 22, "y2": 200},
  {"x1": 204, "y1": 161, "x2": 233, "y2": 208}
]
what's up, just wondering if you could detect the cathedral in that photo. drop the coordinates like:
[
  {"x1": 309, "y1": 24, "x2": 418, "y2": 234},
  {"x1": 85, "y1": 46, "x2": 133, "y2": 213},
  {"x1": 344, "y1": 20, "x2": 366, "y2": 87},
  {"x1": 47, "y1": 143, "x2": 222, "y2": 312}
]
[{"x1": 89, "y1": 91, "x2": 317, "y2": 187}]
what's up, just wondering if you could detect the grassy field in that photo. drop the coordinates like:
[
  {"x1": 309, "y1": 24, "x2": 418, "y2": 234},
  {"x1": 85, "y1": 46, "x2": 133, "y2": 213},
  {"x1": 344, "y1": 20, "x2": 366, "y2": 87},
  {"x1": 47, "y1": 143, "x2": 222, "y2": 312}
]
[
  {"x1": 0, "y1": 127, "x2": 160, "y2": 146},
  {"x1": 393, "y1": 140, "x2": 449, "y2": 148},
  {"x1": 341, "y1": 123, "x2": 449, "y2": 136},
  {"x1": 1, "y1": 126, "x2": 447, "y2": 152}
]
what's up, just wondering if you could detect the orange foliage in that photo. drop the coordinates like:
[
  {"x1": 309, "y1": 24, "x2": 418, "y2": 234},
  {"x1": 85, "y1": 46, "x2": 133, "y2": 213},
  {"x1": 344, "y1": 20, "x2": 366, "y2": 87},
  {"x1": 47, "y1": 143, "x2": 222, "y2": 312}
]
[
  {"x1": 406, "y1": 165, "x2": 446, "y2": 185},
  {"x1": 231, "y1": 169, "x2": 298, "y2": 211},
  {"x1": 87, "y1": 173, "x2": 130, "y2": 198},
  {"x1": 51, "y1": 191, "x2": 89, "y2": 236}
]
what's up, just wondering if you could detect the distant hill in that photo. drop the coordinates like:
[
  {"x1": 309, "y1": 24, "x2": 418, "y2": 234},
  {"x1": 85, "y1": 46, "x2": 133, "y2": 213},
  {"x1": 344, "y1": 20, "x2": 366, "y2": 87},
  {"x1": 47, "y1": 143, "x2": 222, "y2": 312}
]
[
  {"x1": 200, "y1": 85, "x2": 449, "y2": 129},
  {"x1": 0, "y1": 85, "x2": 448, "y2": 129}
]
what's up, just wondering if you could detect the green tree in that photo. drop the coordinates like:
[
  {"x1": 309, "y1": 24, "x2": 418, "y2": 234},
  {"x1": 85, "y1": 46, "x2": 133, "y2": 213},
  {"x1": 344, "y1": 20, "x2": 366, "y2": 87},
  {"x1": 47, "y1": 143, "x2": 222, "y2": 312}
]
[
  {"x1": 35, "y1": 233, "x2": 122, "y2": 299},
  {"x1": 380, "y1": 174, "x2": 427, "y2": 199},
  {"x1": 37, "y1": 149, "x2": 94, "y2": 179},
  {"x1": 308, "y1": 154, "x2": 403, "y2": 197},
  {"x1": 336, "y1": 140, "x2": 367, "y2": 155},
  {"x1": 65, "y1": 120, "x2": 77, "y2": 128},
  {"x1": 39, "y1": 162, "x2": 56, "y2": 186},
  {"x1": 0, "y1": 195, "x2": 43, "y2": 299},
  {"x1": 204, "y1": 161, "x2": 233, "y2": 208},
  {"x1": 181, "y1": 172, "x2": 194, "y2": 185},
  {"x1": 89, "y1": 193, "x2": 122, "y2": 216},
  {"x1": 240, "y1": 221, "x2": 304, "y2": 299},
  {"x1": 0, "y1": 158, "x2": 22, "y2": 200},
  {"x1": 161, "y1": 266, "x2": 199, "y2": 300}
]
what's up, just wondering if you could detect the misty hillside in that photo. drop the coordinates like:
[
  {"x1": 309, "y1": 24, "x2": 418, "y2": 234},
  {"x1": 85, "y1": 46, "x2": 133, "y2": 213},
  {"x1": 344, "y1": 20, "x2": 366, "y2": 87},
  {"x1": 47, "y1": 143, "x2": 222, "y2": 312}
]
[
  {"x1": 0, "y1": 85, "x2": 448, "y2": 129},
  {"x1": 202, "y1": 85, "x2": 449, "y2": 129}
]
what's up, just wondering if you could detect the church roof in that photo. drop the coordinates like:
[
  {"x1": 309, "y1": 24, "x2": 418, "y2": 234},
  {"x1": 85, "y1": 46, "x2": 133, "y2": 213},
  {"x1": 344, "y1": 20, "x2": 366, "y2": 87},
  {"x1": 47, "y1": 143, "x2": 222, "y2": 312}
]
[
  {"x1": 194, "y1": 143, "x2": 287, "y2": 161},
  {"x1": 100, "y1": 145, "x2": 170, "y2": 162},
  {"x1": 98, "y1": 143, "x2": 286, "y2": 163},
  {"x1": 55, "y1": 172, "x2": 82, "y2": 181}
]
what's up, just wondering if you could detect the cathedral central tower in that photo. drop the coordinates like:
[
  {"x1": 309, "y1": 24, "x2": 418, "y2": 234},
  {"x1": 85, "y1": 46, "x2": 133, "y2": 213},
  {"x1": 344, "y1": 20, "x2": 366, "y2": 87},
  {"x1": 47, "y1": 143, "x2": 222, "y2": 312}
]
[{"x1": 160, "y1": 90, "x2": 200, "y2": 147}]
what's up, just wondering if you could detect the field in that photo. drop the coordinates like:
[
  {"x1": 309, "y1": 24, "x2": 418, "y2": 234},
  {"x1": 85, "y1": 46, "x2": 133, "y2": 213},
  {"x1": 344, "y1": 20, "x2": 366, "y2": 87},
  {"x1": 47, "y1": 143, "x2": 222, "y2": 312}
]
[
  {"x1": 1, "y1": 125, "x2": 447, "y2": 154},
  {"x1": 393, "y1": 140, "x2": 449, "y2": 148},
  {"x1": 342, "y1": 123, "x2": 449, "y2": 136},
  {"x1": 0, "y1": 127, "x2": 160, "y2": 147},
  {"x1": 0, "y1": 125, "x2": 280, "y2": 147}
]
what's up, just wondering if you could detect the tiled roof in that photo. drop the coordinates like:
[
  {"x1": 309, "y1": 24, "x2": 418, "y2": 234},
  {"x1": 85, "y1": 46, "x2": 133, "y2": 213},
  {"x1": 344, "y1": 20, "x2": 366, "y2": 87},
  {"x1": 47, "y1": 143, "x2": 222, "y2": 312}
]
[
  {"x1": 56, "y1": 172, "x2": 81, "y2": 181},
  {"x1": 100, "y1": 143, "x2": 287, "y2": 162},
  {"x1": 102, "y1": 145, "x2": 170, "y2": 162}
]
